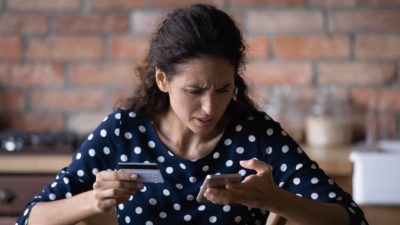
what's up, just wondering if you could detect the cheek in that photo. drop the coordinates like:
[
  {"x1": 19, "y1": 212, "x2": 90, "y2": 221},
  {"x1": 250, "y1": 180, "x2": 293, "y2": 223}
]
[
  {"x1": 170, "y1": 95, "x2": 198, "y2": 114},
  {"x1": 173, "y1": 95, "x2": 194, "y2": 107}
]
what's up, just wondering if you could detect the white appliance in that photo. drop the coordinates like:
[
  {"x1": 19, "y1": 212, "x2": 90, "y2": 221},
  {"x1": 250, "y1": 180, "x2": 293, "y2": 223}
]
[{"x1": 350, "y1": 141, "x2": 400, "y2": 205}]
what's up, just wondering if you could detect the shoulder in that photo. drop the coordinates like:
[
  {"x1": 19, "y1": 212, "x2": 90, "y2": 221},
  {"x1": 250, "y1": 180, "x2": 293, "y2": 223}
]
[
  {"x1": 105, "y1": 108, "x2": 149, "y2": 126},
  {"x1": 228, "y1": 110, "x2": 298, "y2": 153},
  {"x1": 230, "y1": 110, "x2": 279, "y2": 132},
  {"x1": 226, "y1": 110, "x2": 284, "y2": 150},
  {"x1": 88, "y1": 108, "x2": 151, "y2": 140}
]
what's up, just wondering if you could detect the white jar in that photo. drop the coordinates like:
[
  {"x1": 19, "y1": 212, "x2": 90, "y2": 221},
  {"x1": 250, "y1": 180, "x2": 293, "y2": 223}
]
[{"x1": 305, "y1": 87, "x2": 352, "y2": 148}]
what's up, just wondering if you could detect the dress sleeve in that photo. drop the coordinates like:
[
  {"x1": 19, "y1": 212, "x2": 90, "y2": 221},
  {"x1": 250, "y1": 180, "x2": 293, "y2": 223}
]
[
  {"x1": 15, "y1": 110, "x2": 123, "y2": 225},
  {"x1": 261, "y1": 117, "x2": 369, "y2": 225}
]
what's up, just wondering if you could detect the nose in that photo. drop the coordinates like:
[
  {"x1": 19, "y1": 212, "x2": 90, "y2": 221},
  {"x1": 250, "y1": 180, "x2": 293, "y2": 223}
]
[{"x1": 201, "y1": 93, "x2": 214, "y2": 115}]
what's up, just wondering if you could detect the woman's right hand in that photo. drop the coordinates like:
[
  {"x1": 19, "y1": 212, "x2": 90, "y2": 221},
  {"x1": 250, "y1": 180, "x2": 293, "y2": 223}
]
[{"x1": 91, "y1": 170, "x2": 144, "y2": 213}]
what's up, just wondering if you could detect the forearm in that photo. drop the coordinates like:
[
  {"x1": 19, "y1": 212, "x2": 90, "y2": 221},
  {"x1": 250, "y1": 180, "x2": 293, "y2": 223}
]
[
  {"x1": 28, "y1": 190, "x2": 98, "y2": 225},
  {"x1": 272, "y1": 188, "x2": 350, "y2": 225}
]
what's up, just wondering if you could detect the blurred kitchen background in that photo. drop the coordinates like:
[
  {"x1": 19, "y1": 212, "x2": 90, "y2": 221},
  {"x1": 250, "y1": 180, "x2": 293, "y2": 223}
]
[{"x1": 0, "y1": 0, "x2": 399, "y2": 225}]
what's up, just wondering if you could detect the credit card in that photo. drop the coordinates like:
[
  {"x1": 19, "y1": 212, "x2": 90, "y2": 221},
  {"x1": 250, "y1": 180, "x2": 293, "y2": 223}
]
[{"x1": 118, "y1": 162, "x2": 164, "y2": 183}]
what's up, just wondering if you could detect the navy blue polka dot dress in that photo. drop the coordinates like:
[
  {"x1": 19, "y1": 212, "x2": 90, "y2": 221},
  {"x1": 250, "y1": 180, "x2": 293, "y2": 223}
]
[{"x1": 16, "y1": 108, "x2": 368, "y2": 225}]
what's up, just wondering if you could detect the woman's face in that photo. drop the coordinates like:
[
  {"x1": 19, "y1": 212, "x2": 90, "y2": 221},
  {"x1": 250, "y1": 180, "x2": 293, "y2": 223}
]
[{"x1": 156, "y1": 56, "x2": 235, "y2": 135}]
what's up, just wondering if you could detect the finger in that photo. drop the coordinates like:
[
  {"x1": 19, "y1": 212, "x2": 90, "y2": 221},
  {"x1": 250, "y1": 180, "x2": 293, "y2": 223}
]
[
  {"x1": 222, "y1": 186, "x2": 263, "y2": 208},
  {"x1": 96, "y1": 170, "x2": 138, "y2": 181},
  {"x1": 92, "y1": 187, "x2": 136, "y2": 213},
  {"x1": 205, "y1": 186, "x2": 256, "y2": 206},
  {"x1": 116, "y1": 196, "x2": 131, "y2": 204},
  {"x1": 225, "y1": 181, "x2": 251, "y2": 191},
  {"x1": 225, "y1": 182, "x2": 259, "y2": 202},
  {"x1": 239, "y1": 158, "x2": 271, "y2": 174},
  {"x1": 204, "y1": 188, "x2": 233, "y2": 205},
  {"x1": 93, "y1": 179, "x2": 143, "y2": 191},
  {"x1": 95, "y1": 198, "x2": 118, "y2": 212},
  {"x1": 99, "y1": 188, "x2": 136, "y2": 200}
]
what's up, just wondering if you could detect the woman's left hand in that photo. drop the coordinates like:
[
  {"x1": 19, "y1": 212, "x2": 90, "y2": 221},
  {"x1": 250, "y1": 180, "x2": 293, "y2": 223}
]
[{"x1": 203, "y1": 158, "x2": 280, "y2": 211}]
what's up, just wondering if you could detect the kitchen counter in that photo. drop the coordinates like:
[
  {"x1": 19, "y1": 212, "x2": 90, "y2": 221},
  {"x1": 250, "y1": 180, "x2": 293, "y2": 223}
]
[
  {"x1": 0, "y1": 154, "x2": 72, "y2": 174},
  {"x1": 302, "y1": 144, "x2": 353, "y2": 176}
]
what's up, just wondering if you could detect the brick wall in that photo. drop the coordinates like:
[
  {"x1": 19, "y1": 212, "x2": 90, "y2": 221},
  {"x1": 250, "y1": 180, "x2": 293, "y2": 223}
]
[{"x1": 0, "y1": 0, "x2": 399, "y2": 139}]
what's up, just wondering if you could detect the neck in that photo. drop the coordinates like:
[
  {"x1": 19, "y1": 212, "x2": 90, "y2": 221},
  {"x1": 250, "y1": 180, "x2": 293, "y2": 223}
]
[{"x1": 153, "y1": 110, "x2": 228, "y2": 160}]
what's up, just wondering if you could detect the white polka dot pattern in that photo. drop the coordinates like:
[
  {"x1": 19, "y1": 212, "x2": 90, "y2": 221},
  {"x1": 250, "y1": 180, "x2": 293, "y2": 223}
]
[{"x1": 15, "y1": 109, "x2": 367, "y2": 225}]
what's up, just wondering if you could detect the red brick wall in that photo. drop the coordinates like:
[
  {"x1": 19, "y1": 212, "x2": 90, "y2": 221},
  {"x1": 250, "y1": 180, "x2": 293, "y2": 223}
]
[{"x1": 0, "y1": 0, "x2": 399, "y2": 137}]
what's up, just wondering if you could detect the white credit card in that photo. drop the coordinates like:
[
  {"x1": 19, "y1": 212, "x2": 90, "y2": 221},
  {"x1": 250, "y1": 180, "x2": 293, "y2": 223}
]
[{"x1": 118, "y1": 162, "x2": 164, "y2": 183}]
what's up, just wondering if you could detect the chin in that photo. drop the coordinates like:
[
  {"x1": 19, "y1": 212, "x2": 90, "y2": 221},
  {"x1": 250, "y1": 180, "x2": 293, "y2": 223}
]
[{"x1": 190, "y1": 124, "x2": 215, "y2": 136}]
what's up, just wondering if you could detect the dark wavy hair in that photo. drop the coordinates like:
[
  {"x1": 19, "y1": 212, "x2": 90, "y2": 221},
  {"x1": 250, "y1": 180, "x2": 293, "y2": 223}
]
[{"x1": 125, "y1": 4, "x2": 258, "y2": 116}]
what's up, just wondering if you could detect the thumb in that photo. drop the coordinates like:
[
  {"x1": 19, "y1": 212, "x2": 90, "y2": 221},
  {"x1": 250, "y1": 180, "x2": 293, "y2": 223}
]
[{"x1": 240, "y1": 158, "x2": 270, "y2": 174}]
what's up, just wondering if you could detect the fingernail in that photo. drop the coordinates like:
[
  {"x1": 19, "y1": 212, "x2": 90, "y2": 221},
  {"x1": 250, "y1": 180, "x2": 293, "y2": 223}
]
[{"x1": 131, "y1": 174, "x2": 138, "y2": 180}]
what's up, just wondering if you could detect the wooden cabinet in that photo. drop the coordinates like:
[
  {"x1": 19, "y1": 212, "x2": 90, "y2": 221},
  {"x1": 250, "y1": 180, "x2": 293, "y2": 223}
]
[
  {"x1": 0, "y1": 154, "x2": 71, "y2": 225},
  {"x1": 0, "y1": 174, "x2": 56, "y2": 225},
  {"x1": 0, "y1": 175, "x2": 55, "y2": 216}
]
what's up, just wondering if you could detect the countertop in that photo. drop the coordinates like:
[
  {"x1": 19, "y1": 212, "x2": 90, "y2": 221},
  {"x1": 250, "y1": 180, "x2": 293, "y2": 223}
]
[
  {"x1": 0, "y1": 154, "x2": 72, "y2": 174},
  {"x1": 0, "y1": 145, "x2": 353, "y2": 175},
  {"x1": 302, "y1": 144, "x2": 353, "y2": 176}
]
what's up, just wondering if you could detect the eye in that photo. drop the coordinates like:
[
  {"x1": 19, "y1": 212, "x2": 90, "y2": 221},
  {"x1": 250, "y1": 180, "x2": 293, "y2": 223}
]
[
  {"x1": 185, "y1": 89, "x2": 203, "y2": 95},
  {"x1": 216, "y1": 84, "x2": 233, "y2": 94},
  {"x1": 216, "y1": 88, "x2": 231, "y2": 94}
]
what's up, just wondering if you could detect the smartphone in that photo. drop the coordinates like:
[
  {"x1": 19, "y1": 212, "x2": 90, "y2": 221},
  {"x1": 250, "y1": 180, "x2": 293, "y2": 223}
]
[
  {"x1": 196, "y1": 173, "x2": 241, "y2": 203},
  {"x1": 118, "y1": 162, "x2": 164, "y2": 183}
]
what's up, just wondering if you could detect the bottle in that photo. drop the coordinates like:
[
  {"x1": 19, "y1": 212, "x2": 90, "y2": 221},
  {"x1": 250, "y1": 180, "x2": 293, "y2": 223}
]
[{"x1": 365, "y1": 97, "x2": 379, "y2": 148}]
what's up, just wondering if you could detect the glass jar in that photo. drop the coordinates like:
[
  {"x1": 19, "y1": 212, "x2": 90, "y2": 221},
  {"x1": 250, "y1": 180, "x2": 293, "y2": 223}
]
[
  {"x1": 305, "y1": 86, "x2": 353, "y2": 148},
  {"x1": 264, "y1": 85, "x2": 304, "y2": 142}
]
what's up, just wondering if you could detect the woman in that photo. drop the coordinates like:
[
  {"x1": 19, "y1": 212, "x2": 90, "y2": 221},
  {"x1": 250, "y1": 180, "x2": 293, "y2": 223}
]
[{"x1": 17, "y1": 4, "x2": 368, "y2": 225}]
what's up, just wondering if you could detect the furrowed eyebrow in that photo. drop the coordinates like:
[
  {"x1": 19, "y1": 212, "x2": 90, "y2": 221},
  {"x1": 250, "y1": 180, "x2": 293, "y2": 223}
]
[
  {"x1": 186, "y1": 85, "x2": 206, "y2": 89},
  {"x1": 217, "y1": 83, "x2": 233, "y2": 90},
  {"x1": 185, "y1": 83, "x2": 233, "y2": 90}
]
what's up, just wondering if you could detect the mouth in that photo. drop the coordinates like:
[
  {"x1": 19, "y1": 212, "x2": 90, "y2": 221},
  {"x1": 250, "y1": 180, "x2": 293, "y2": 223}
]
[
  {"x1": 197, "y1": 117, "x2": 212, "y2": 122},
  {"x1": 194, "y1": 117, "x2": 214, "y2": 126}
]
